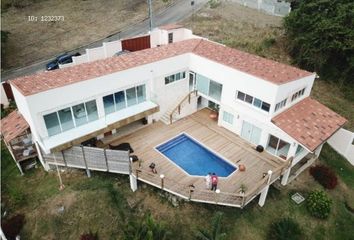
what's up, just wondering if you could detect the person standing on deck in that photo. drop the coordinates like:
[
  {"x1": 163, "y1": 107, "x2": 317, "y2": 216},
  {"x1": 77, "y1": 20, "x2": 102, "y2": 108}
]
[
  {"x1": 211, "y1": 173, "x2": 218, "y2": 191},
  {"x1": 205, "y1": 172, "x2": 211, "y2": 190}
]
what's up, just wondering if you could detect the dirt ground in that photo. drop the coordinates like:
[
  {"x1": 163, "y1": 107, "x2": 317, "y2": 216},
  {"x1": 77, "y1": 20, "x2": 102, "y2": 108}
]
[
  {"x1": 183, "y1": 2, "x2": 290, "y2": 64},
  {"x1": 1, "y1": 0, "x2": 173, "y2": 69}
]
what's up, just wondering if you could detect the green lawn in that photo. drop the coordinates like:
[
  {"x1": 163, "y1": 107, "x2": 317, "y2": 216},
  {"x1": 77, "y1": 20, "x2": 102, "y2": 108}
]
[{"x1": 1, "y1": 142, "x2": 354, "y2": 239}]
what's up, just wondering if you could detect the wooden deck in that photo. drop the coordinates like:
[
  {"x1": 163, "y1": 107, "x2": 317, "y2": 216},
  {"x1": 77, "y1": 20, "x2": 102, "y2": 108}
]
[{"x1": 114, "y1": 109, "x2": 289, "y2": 207}]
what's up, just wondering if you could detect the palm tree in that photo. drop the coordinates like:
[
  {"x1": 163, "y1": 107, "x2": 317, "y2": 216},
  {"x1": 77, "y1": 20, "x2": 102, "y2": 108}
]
[
  {"x1": 196, "y1": 212, "x2": 227, "y2": 240},
  {"x1": 123, "y1": 213, "x2": 170, "y2": 240}
]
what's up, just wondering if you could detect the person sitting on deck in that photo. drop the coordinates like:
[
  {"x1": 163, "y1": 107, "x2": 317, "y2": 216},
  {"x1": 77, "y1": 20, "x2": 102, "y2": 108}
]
[
  {"x1": 211, "y1": 173, "x2": 218, "y2": 191},
  {"x1": 149, "y1": 162, "x2": 157, "y2": 174}
]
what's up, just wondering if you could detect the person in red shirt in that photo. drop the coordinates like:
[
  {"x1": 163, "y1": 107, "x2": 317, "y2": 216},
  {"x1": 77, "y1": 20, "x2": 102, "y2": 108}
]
[{"x1": 211, "y1": 173, "x2": 218, "y2": 191}]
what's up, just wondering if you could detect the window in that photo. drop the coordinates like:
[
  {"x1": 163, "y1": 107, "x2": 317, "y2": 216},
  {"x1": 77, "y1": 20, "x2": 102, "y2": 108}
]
[
  {"x1": 114, "y1": 91, "x2": 126, "y2": 111},
  {"x1": 168, "y1": 32, "x2": 173, "y2": 43},
  {"x1": 103, "y1": 95, "x2": 115, "y2": 114},
  {"x1": 126, "y1": 87, "x2": 138, "y2": 107},
  {"x1": 165, "y1": 71, "x2": 186, "y2": 85},
  {"x1": 137, "y1": 85, "x2": 146, "y2": 103},
  {"x1": 72, "y1": 103, "x2": 87, "y2": 126},
  {"x1": 44, "y1": 112, "x2": 61, "y2": 136},
  {"x1": 275, "y1": 98, "x2": 287, "y2": 112},
  {"x1": 291, "y1": 88, "x2": 306, "y2": 102},
  {"x1": 261, "y1": 102, "x2": 270, "y2": 112},
  {"x1": 86, "y1": 100, "x2": 98, "y2": 122},
  {"x1": 253, "y1": 98, "x2": 262, "y2": 108},
  {"x1": 237, "y1": 91, "x2": 245, "y2": 101},
  {"x1": 196, "y1": 74, "x2": 209, "y2": 95},
  {"x1": 43, "y1": 100, "x2": 98, "y2": 137},
  {"x1": 58, "y1": 107, "x2": 74, "y2": 131},
  {"x1": 266, "y1": 135, "x2": 290, "y2": 158},
  {"x1": 236, "y1": 90, "x2": 271, "y2": 112},
  {"x1": 295, "y1": 145, "x2": 304, "y2": 156},
  {"x1": 209, "y1": 80, "x2": 222, "y2": 101},
  {"x1": 103, "y1": 84, "x2": 146, "y2": 115},
  {"x1": 223, "y1": 111, "x2": 234, "y2": 125},
  {"x1": 195, "y1": 74, "x2": 223, "y2": 101},
  {"x1": 245, "y1": 94, "x2": 253, "y2": 104}
]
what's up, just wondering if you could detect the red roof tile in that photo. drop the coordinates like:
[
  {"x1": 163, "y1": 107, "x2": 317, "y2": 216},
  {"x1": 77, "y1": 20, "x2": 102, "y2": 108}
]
[
  {"x1": 11, "y1": 39, "x2": 313, "y2": 96},
  {"x1": 0, "y1": 110, "x2": 29, "y2": 142},
  {"x1": 272, "y1": 97, "x2": 347, "y2": 152}
]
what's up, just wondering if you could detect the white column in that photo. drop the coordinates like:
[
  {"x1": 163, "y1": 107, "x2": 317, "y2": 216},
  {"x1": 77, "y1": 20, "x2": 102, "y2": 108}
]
[
  {"x1": 258, "y1": 170, "x2": 272, "y2": 207},
  {"x1": 315, "y1": 143, "x2": 324, "y2": 157},
  {"x1": 281, "y1": 168, "x2": 291, "y2": 186},
  {"x1": 281, "y1": 142, "x2": 297, "y2": 185},
  {"x1": 129, "y1": 174, "x2": 138, "y2": 192},
  {"x1": 35, "y1": 142, "x2": 50, "y2": 171}
]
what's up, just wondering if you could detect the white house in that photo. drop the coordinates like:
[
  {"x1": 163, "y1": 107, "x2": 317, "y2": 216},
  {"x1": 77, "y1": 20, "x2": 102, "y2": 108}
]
[{"x1": 1, "y1": 26, "x2": 347, "y2": 206}]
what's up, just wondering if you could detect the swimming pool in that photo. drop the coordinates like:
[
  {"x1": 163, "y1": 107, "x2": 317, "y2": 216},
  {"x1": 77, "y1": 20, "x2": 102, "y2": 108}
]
[{"x1": 156, "y1": 133, "x2": 237, "y2": 177}]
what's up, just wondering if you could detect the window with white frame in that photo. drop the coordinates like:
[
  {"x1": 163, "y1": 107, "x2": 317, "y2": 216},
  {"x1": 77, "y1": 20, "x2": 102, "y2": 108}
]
[
  {"x1": 168, "y1": 32, "x2": 173, "y2": 43},
  {"x1": 195, "y1": 73, "x2": 223, "y2": 101},
  {"x1": 291, "y1": 88, "x2": 306, "y2": 102},
  {"x1": 43, "y1": 100, "x2": 98, "y2": 137},
  {"x1": 295, "y1": 145, "x2": 304, "y2": 156},
  {"x1": 275, "y1": 98, "x2": 287, "y2": 112},
  {"x1": 236, "y1": 90, "x2": 271, "y2": 112},
  {"x1": 266, "y1": 134, "x2": 290, "y2": 158},
  {"x1": 223, "y1": 111, "x2": 234, "y2": 125},
  {"x1": 165, "y1": 71, "x2": 186, "y2": 85},
  {"x1": 103, "y1": 84, "x2": 146, "y2": 115}
]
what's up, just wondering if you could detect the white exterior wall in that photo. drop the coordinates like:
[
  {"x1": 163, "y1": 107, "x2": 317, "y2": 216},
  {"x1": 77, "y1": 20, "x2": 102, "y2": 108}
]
[
  {"x1": 190, "y1": 53, "x2": 299, "y2": 157},
  {"x1": 272, "y1": 74, "x2": 316, "y2": 116},
  {"x1": 328, "y1": 128, "x2": 354, "y2": 165},
  {"x1": 15, "y1": 54, "x2": 191, "y2": 152},
  {"x1": 1, "y1": 83, "x2": 10, "y2": 108},
  {"x1": 13, "y1": 49, "x2": 315, "y2": 159}
]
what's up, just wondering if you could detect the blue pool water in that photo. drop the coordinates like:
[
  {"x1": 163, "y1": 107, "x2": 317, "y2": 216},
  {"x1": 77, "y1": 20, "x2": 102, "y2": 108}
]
[{"x1": 156, "y1": 134, "x2": 236, "y2": 177}]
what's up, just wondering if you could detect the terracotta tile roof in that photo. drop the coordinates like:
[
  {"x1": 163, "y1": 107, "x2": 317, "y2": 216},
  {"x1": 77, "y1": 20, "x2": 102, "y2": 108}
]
[
  {"x1": 11, "y1": 39, "x2": 313, "y2": 96},
  {"x1": 0, "y1": 110, "x2": 29, "y2": 142},
  {"x1": 193, "y1": 40, "x2": 313, "y2": 84},
  {"x1": 158, "y1": 24, "x2": 184, "y2": 30},
  {"x1": 11, "y1": 39, "x2": 200, "y2": 96},
  {"x1": 272, "y1": 97, "x2": 347, "y2": 152}
]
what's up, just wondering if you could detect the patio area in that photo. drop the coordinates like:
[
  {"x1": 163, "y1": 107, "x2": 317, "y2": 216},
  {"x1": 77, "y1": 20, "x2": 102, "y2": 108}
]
[{"x1": 113, "y1": 108, "x2": 290, "y2": 207}]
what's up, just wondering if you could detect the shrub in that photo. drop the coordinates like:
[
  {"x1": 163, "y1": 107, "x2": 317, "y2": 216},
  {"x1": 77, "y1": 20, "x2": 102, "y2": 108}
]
[
  {"x1": 80, "y1": 231, "x2": 98, "y2": 240},
  {"x1": 1, "y1": 214, "x2": 25, "y2": 240},
  {"x1": 306, "y1": 190, "x2": 332, "y2": 219},
  {"x1": 310, "y1": 165, "x2": 338, "y2": 189},
  {"x1": 268, "y1": 217, "x2": 302, "y2": 240}
]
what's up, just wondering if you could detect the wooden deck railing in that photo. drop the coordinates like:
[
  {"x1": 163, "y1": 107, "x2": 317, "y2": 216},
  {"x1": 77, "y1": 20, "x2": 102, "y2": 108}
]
[
  {"x1": 134, "y1": 156, "x2": 292, "y2": 208},
  {"x1": 169, "y1": 90, "x2": 198, "y2": 124}
]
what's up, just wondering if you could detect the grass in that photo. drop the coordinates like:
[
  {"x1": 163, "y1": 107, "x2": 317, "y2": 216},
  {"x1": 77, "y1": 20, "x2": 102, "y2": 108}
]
[
  {"x1": 1, "y1": 2, "x2": 353, "y2": 239},
  {"x1": 2, "y1": 140, "x2": 354, "y2": 239}
]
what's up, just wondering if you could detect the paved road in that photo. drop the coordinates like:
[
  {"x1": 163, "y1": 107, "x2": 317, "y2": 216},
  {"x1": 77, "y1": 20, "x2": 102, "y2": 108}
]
[{"x1": 1, "y1": 0, "x2": 207, "y2": 82}]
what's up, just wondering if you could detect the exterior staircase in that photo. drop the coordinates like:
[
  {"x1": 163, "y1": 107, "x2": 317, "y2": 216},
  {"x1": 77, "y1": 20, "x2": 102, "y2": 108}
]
[{"x1": 160, "y1": 90, "x2": 198, "y2": 125}]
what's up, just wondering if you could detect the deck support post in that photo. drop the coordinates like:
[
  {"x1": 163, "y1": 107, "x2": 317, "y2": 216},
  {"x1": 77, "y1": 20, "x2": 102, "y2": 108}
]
[
  {"x1": 258, "y1": 170, "x2": 272, "y2": 207},
  {"x1": 81, "y1": 146, "x2": 91, "y2": 178},
  {"x1": 35, "y1": 141, "x2": 50, "y2": 171},
  {"x1": 129, "y1": 174, "x2": 138, "y2": 192},
  {"x1": 281, "y1": 167, "x2": 291, "y2": 186}
]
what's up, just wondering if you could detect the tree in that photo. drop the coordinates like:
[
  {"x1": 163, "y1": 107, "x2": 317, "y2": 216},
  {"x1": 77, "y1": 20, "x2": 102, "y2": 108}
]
[
  {"x1": 195, "y1": 212, "x2": 227, "y2": 240},
  {"x1": 123, "y1": 213, "x2": 170, "y2": 240},
  {"x1": 284, "y1": 0, "x2": 354, "y2": 87}
]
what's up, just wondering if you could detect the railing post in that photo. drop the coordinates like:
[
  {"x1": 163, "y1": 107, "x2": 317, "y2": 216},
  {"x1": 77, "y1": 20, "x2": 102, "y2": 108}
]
[
  {"x1": 103, "y1": 149, "x2": 109, "y2": 172},
  {"x1": 188, "y1": 184, "x2": 195, "y2": 200},
  {"x1": 258, "y1": 170, "x2": 272, "y2": 207},
  {"x1": 188, "y1": 93, "x2": 191, "y2": 103},
  {"x1": 160, "y1": 174, "x2": 165, "y2": 189},
  {"x1": 170, "y1": 114, "x2": 172, "y2": 124},
  {"x1": 81, "y1": 146, "x2": 91, "y2": 178},
  {"x1": 178, "y1": 105, "x2": 181, "y2": 114},
  {"x1": 61, "y1": 150, "x2": 67, "y2": 167}
]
